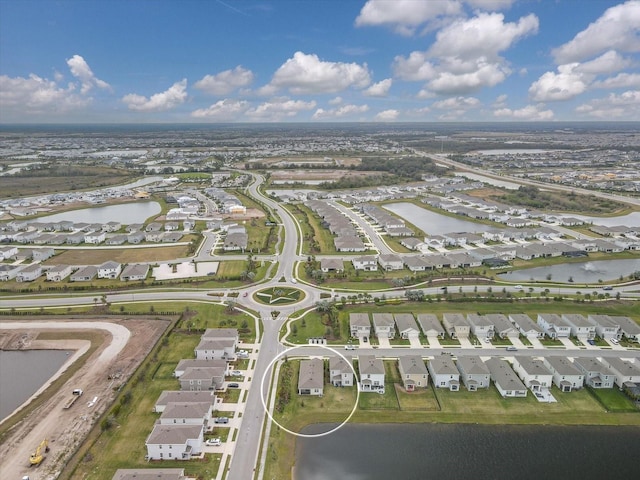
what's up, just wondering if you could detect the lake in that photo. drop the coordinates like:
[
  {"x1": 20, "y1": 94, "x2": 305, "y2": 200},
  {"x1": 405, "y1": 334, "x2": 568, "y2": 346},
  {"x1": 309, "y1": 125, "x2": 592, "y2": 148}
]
[
  {"x1": 384, "y1": 202, "x2": 497, "y2": 235},
  {"x1": 498, "y1": 258, "x2": 640, "y2": 283},
  {"x1": 37, "y1": 201, "x2": 161, "y2": 225},
  {"x1": 0, "y1": 349, "x2": 72, "y2": 421},
  {"x1": 295, "y1": 423, "x2": 640, "y2": 480}
]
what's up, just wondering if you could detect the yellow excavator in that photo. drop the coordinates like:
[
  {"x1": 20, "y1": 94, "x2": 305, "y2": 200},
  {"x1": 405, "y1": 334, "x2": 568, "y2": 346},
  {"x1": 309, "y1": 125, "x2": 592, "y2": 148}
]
[{"x1": 29, "y1": 438, "x2": 49, "y2": 466}]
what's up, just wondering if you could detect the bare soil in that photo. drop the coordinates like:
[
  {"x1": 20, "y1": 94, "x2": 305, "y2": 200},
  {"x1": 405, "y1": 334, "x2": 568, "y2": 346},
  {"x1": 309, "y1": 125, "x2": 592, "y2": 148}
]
[{"x1": 0, "y1": 316, "x2": 170, "y2": 480}]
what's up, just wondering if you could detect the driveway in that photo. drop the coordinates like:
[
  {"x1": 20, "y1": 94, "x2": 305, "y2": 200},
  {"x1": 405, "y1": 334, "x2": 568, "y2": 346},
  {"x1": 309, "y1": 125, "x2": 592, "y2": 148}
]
[
  {"x1": 558, "y1": 337, "x2": 579, "y2": 350},
  {"x1": 408, "y1": 336, "x2": 422, "y2": 348},
  {"x1": 458, "y1": 337, "x2": 473, "y2": 348},
  {"x1": 427, "y1": 336, "x2": 442, "y2": 348},
  {"x1": 377, "y1": 336, "x2": 391, "y2": 348}
]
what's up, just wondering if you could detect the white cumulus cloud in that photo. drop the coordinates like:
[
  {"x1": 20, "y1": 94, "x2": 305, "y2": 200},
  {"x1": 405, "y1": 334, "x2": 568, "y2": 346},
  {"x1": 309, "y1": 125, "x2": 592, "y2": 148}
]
[
  {"x1": 312, "y1": 104, "x2": 369, "y2": 119},
  {"x1": 191, "y1": 99, "x2": 250, "y2": 120},
  {"x1": 576, "y1": 90, "x2": 640, "y2": 119},
  {"x1": 266, "y1": 52, "x2": 371, "y2": 95},
  {"x1": 592, "y1": 73, "x2": 640, "y2": 89},
  {"x1": 355, "y1": 0, "x2": 462, "y2": 35},
  {"x1": 494, "y1": 104, "x2": 554, "y2": 120},
  {"x1": 374, "y1": 109, "x2": 400, "y2": 121},
  {"x1": 66, "y1": 54, "x2": 111, "y2": 94},
  {"x1": 194, "y1": 66, "x2": 254, "y2": 95},
  {"x1": 122, "y1": 79, "x2": 188, "y2": 112},
  {"x1": 552, "y1": 1, "x2": 640, "y2": 64},
  {"x1": 528, "y1": 64, "x2": 588, "y2": 102},
  {"x1": 245, "y1": 97, "x2": 316, "y2": 121},
  {"x1": 575, "y1": 50, "x2": 632, "y2": 75},
  {"x1": 364, "y1": 78, "x2": 392, "y2": 97}
]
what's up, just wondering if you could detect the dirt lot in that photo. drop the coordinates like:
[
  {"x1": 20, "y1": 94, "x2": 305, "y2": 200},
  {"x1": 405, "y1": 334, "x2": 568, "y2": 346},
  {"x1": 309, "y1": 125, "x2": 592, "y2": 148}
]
[{"x1": 0, "y1": 316, "x2": 169, "y2": 480}]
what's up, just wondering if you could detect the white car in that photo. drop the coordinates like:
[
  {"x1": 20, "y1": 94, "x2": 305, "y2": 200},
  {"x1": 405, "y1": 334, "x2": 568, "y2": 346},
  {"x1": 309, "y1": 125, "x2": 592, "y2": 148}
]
[
  {"x1": 514, "y1": 285, "x2": 524, "y2": 290},
  {"x1": 610, "y1": 338, "x2": 619, "y2": 345},
  {"x1": 205, "y1": 438, "x2": 221, "y2": 446}
]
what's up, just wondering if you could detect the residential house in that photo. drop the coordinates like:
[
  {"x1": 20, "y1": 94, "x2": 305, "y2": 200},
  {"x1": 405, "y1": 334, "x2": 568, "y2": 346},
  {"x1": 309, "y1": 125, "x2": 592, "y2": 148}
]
[
  {"x1": 456, "y1": 356, "x2": 490, "y2": 391},
  {"x1": 145, "y1": 424, "x2": 203, "y2": 460},
  {"x1": 427, "y1": 356, "x2": 460, "y2": 391},
  {"x1": 298, "y1": 358, "x2": 324, "y2": 396},
  {"x1": 377, "y1": 254, "x2": 404, "y2": 271},
  {"x1": 486, "y1": 313, "x2": 519, "y2": 339},
  {"x1": 330, "y1": 356, "x2": 354, "y2": 387},
  {"x1": 106, "y1": 234, "x2": 127, "y2": 246},
  {"x1": 32, "y1": 248, "x2": 55, "y2": 261},
  {"x1": 394, "y1": 313, "x2": 420, "y2": 340},
  {"x1": 16, "y1": 264, "x2": 43, "y2": 282},
  {"x1": 112, "y1": 468, "x2": 187, "y2": 480},
  {"x1": 403, "y1": 256, "x2": 430, "y2": 272},
  {"x1": 179, "y1": 366, "x2": 225, "y2": 391},
  {"x1": 159, "y1": 402, "x2": 212, "y2": 426},
  {"x1": 509, "y1": 314, "x2": 544, "y2": 339},
  {"x1": 334, "y1": 236, "x2": 366, "y2": 252},
  {"x1": 442, "y1": 313, "x2": 470, "y2": 339},
  {"x1": 611, "y1": 316, "x2": 640, "y2": 343},
  {"x1": 194, "y1": 338, "x2": 236, "y2": 361},
  {"x1": 320, "y1": 258, "x2": 344, "y2": 273},
  {"x1": 154, "y1": 391, "x2": 216, "y2": 413},
  {"x1": 0, "y1": 264, "x2": 23, "y2": 281},
  {"x1": 0, "y1": 246, "x2": 18, "y2": 260},
  {"x1": 537, "y1": 313, "x2": 571, "y2": 339},
  {"x1": 372, "y1": 313, "x2": 395, "y2": 339},
  {"x1": 202, "y1": 328, "x2": 239, "y2": 343},
  {"x1": 398, "y1": 355, "x2": 429, "y2": 391},
  {"x1": 352, "y1": 255, "x2": 378, "y2": 271},
  {"x1": 174, "y1": 359, "x2": 228, "y2": 378},
  {"x1": 542, "y1": 356, "x2": 584, "y2": 392},
  {"x1": 466, "y1": 314, "x2": 494, "y2": 339},
  {"x1": 358, "y1": 355, "x2": 385, "y2": 393},
  {"x1": 84, "y1": 231, "x2": 106, "y2": 244},
  {"x1": 573, "y1": 357, "x2": 615, "y2": 389},
  {"x1": 70, "y1": 265, "x2": 98, "y2": 282},
  {"x1": 588, "y1": 315, "x2": 621, "y2": 341},
  {"x1": 349, "y1": 313, "x2": 371, "y2": 340},
  {"x1": 561, "y1": 314, "x2": 596, "y2": 341},
  {"x1": 120, "y1": 263, "x2": 149, "y2": 281},
  {"x1": 46, "y1": 264, "x2": 72, "y2": 282},
  {"x1": 98, "y1": 261, "x2": 122, "y2": 279},
  {"x1": 400, "y1": 237, "x2": 424, "y2": 250},
  {"x1": 146, "y1": 222, "x2": 163, "y2": 232},
  {"x1": 146, "y1": 231, "x2": 164, "y2": 243},
  {"x1": 512, "y1": 356, "x2": 554, "y2": 392},
  {"x1": 416, "y1": 314, "x2": 445, "y2": 339},
  {"x1": 600, "y1": 357, "x2": 640, "y2": 388},
  {"x1": 163, "y1": 232, "x2": 183, "y2": 243},
  {"x1": 485, "y1": 358, "x2": 527, "y2": 398},
  {"x1": 127, "y1": 232, "x2": 146, "y2": 244}
]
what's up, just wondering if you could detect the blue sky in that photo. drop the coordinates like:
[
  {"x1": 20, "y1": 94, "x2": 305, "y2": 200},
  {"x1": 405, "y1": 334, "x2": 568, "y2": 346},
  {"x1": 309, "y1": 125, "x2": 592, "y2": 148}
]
[{"x1": 1, "y1": 0, "x2": 639, "y2": 123}]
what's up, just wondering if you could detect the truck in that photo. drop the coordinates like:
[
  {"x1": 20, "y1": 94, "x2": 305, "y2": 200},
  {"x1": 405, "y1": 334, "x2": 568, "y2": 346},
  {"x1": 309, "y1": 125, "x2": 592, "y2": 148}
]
[
  {"x1": 63, "y1": 389, "x2": 83, "y2": 409},
  {"x1": 29, "y1": 439, "x2": 49, "y2": 466}
]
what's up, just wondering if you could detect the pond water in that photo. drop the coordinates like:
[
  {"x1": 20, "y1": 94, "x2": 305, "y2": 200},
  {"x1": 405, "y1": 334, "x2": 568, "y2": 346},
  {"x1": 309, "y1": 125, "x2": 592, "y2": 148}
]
[
  {"x1": 0, "y1": 349, "x2": 72, "y2": 421},
  {"x1": 455, "y1": 172, "x2": 521, "y2": 190},
  {"x1": 497, "y1": 258, "x2": 640, "y2": 283},
  {"x1": 295, "y1": 423, "x2": 640, "y2": 480},
  {"x1": 384, "y1": 202, "x2": 497, "y2": 235},
  {"x1": 572, "y1": 211, "x2": 640, "y2": 227},
  {"x1": 36, "y1": 201, "x2": 161, "y2": 225}
]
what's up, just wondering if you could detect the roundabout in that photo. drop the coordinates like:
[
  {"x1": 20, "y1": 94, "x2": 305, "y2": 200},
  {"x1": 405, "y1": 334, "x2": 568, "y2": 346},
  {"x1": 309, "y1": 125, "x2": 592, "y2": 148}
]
[{"x1": 253, "y1": 286, "x2": 305, "y2": 305}]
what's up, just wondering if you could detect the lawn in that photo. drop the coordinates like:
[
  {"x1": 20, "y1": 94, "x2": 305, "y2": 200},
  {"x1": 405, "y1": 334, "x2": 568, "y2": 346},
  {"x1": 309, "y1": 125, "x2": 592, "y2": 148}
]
[
  {"x1": 49, "y1": 245, "x2": 190, "y2": 265},
  {"x1": 587, "y1": 387, "x2": 638, "y2": 412}
]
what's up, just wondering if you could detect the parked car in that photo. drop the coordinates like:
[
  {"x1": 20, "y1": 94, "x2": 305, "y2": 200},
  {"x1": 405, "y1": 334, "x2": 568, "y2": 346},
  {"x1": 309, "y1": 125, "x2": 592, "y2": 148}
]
[
  {"x1": 602, "y1": 286, "x2": 613, "y2": 291},
  {"x1": 610, "y1": 338, "x2": 619, "y2": 345},
  {"x1": 514, "y1": 285, "x2": 523, "y2": 290},
  {"x1": 345, "y1": 344, "x2": 356, "y2": 350},
  {"x1": 227, "y1": 383, "x2": 240, "y2": 388},
  {"x1": 484, "y1": 338, "x2": 491, "y2": 344},
  {"x1": 229, "y1": 370, "x2": 243, "y2": 376},
  {"x1": 205, "y1": 438, "x2": 221, "y2": 446},
  {"x1": 214, "y1": 417, "x2": 229, "y2": 424},
  {"x1": 506, "y1": 346, "x2": 518, "y2": 351}
]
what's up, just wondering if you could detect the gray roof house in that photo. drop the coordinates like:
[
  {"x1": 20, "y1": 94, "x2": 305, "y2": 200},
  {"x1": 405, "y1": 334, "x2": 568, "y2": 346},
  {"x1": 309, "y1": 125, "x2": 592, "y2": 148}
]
[
  {"x1": 611, "y1": 316, "x2": 640, "y2": 342},
  {"x1": 456, "y1": 356, "x2": 490, "y2": 391},
  {"x1": 427, "y1": 356, "x2": 460, "y2": 391},
  {"x1": 466, "y1": 313, "x2": 494, "y2": 339},
  {"x1": 509, "y1": 314, "x2": 544, "y2": 339},
  {"x1": 298, "y1": 358, "x2": 324, "y2": 396},
  {"x1": 511, "y1": 356, "x2": 554, "y2": 392},
  {"x1": 485, "y1": 358, "x2": 527, "y2": 398},
  {"x1": 377, "y1": 253, "x2": 404, "y2": 271},
  {"x1": 573, "y1": 357, "x2": 615, "y2": 389},
  {"x1": 486, "y1": 313, "x2": 519, "y2": 339},
  {"x1": 120, "y1": 263, "x2": 149, "y2": 281},
  {"x1": 416, "y1": 314, "x2": 445, "y2": 339},
  {"x1": 398, "y1": 355, "x2": 429, "y2": 391},
  {"x1": 587, "y1": 315, "x2": 621, "y2": 341},
  {"x1": 372, "y1": 313, "x2": 395, "y2": 339},
  {"x1": 394, "y1": 313, "x2": 420, "y2": 340},
  {"x1": 145, "y1": 424, "x2": 203, "y2": 460},
  {"x1": 70, "y1": 265, "x2": 98, "y2": 282},
  {"x1": 194, "y1": 338, "x2": 236, "y2": 361},
  {"x1": 330, "y1": 356, "x2": 354, "y2": 387},
  {"x1": 154, "y1": 390, "x2": 216, "y2": 413},
  {"x1": 442, "y1": 313, "x2": 470, "y2": 339},
  {"x1": 16, "y1": 264, "x2": 43, "y2": 282},
  {"x1": 179, "y1": 366, "x2": 225, "y2": 391},
  {"x1": 358, "y1": 355, "x2": 385, "y2": 393},
  {"x1": 542, "y1": 356, "x2": 584, "y2": 392},
  {"x1": 600, "y1": 357, "x2": 640, "y2": 388},
  {"x1": 174, "y1": 359, "x2": 228, "y2": 378},
  {"x1": 561, "y1": 314, "x2": 596, "y2": 340},
  {"x1": 320, "y1": 258, "x2": 344, "y2": 273},
  {"x1": 537, "y1": 313, "x2": 571, "y2": 339},
  {"x1": 97, "y1": 261, "x2": 122, "y2": 279},
  {"x1": 349, "y1": 313, "x2": 371, "y2": 339},
  {"x1": 159, "y1": 402, "x2": 212, "y2": 426}
]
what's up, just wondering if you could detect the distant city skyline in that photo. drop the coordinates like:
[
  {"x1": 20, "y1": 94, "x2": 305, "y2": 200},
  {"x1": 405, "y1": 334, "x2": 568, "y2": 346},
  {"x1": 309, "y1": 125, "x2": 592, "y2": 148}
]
[{"x1": 1, "y1": 0, "x2": 639, "y2": 123}]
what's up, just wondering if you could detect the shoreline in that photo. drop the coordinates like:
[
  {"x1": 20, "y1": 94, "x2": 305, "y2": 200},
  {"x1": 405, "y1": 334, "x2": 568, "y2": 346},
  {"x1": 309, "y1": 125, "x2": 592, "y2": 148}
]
[{"x1": 0, "y1": 339, "x2": 90, "y2": 426}]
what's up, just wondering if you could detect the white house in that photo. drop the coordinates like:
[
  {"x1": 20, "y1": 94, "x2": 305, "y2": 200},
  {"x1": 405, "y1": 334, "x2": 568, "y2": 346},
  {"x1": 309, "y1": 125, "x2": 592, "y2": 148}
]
[
  {"x1": 456, "y1": 356, "x2": 490, "y2": 391},
  {"x1": 358, "y1": 355, "x2": 385, "y2": 393},
  {"x1": 600, "y1": 357, "x2": 640, "y2": 388},
  {"x1": 351, "y1": 255, "x2": 378, "y2": 271},
  {"x1": 466, "y1": 314, "x2": 494, "y2": 339},
  {"x1": 112, "y1": 468, "x2": 186, "y2": 480},
  {"x1": 120, "y1": 263, "x2": 149, "y2": 281},
  {"x1": 154, "y1": 391, "x2": 216, "y2": 413},
  {"x1": 427, "y1": 356, "x2": 460, "y2": 391},
  {"x1": 416, "y1": 314, "x2": 445, "y2": 339},
  {"x1": 485, "y1": 358, "x2": 527, "y2": 398},
  {"x1": 145, "y1": 424, "x2": 203, "y2": 460},
  {"x1": 537, "y1": 313, "x2": 571, "y2": 339},
  {"x1": 159, "y1": 402, "x2": 212, "y2": 426},
  {"x1": 561, "y1": 314, "x2": 596, "y2": 341},
  {"x1": 442, "y1": 313, "x2": 470, "y2": 339},
  {"x1": 394, "y1": 313, "x2": 420, "y2": 340},
  {"x1": 377, "y1": 254, "x2": 404, "y2": 271},
  {"x1": 573, "y1": 357, "x2": 615, "y2": 389},
  {"x1": 349, "y1": 313, "x2": 371, "y2": 339},
  {"x1": 174, "y1": 359, "x2": 228, "y2": 378},
  {"x1": 16, "y1": 264, "x2": 43, "y2": 282},
  {"x1": 46, "y1": 264, "x2": 72, "y2": 282},
  {"x1": 330, "y1": 356, "x2": 354, "y2": 387},
  {"x1": 97, "y1": 261, "x2": 122, "y2": 279},
  {"x1": 84, "y1": 231, "x2": 106, "y2": 244},
  {"x1": 487, "y1": 313, "x2": 519, "y2": 339},
  {"x1": 542, "y1": 356, "x2": 584, "y2": 392},
  {"x1": 298, "y1": 358, "x2": 324, "y2": 396},
  {"x1": 587, "y1": 315, "x2": 621, "y2": 341},
  {"x1": 512, "y1": 356, "x2": 554, "y2": 392},
  {"x1": 372, "y1": 313, "x2": 395, "y2": 339},
  {"x1": 194, "y1": 338, "x2": 236, "y2": 361},
  {"x1": 509, "y1": 314, "x2": 544, "y2": 339}
]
